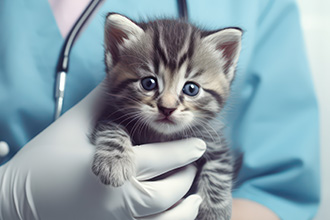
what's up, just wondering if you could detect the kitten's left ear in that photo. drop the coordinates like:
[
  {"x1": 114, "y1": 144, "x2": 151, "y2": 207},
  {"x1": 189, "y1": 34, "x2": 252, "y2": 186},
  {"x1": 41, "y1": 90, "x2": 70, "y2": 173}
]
[
  {"x1": 202, "y1": 28, "x2": 242, "y2": 82},
  {"x1": 104, "y1": 13, "x2": 144, "y2": 67}
]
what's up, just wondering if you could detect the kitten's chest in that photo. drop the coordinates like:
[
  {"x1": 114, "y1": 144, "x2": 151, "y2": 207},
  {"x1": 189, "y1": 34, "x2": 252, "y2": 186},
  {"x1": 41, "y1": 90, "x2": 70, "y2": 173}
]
[
  {"x1": 130, "y1": 131, "x2": 183, "y2": 146},
  {"x1": 128, "y1": 126, "x2": 217, "y2": 149}
]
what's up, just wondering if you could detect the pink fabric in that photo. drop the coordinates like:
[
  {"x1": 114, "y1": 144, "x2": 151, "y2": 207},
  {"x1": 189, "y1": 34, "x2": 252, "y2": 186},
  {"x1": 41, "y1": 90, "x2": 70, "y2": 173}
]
[{"x1": 48, "y1": 0, "x2": 91, "y2": 38}]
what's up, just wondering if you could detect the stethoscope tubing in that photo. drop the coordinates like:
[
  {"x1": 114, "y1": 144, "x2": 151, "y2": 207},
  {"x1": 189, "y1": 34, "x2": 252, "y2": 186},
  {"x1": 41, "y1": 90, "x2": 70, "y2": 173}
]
[
  {"x1": 54, "y1": 0, "x2": 104, "y2": 120},
  {"x1": 54, "y1": 0, "x2": 188, "y2": 120}
]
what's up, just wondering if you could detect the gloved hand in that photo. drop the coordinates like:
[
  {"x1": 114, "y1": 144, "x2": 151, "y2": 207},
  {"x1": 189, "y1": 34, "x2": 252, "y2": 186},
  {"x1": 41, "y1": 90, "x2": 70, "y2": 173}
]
[{"x1": 0, "y1": 83, "x2": 206, "y2": 220}]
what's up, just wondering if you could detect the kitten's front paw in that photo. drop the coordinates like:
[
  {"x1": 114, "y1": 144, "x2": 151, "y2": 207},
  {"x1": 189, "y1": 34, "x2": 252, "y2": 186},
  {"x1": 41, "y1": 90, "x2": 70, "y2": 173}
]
[
  {"x1": 92, "y1": 148, "x2": 135, "y2": 187},
  {"x1": 196, "y1": 201, "x2": 232, "y2": 220}
]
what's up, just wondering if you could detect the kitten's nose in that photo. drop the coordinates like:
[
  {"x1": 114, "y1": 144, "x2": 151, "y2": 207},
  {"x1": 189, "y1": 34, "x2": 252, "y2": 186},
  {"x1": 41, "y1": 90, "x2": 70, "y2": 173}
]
[{"x1": 158, "y1": 106, "x2": 177, "y2": 117}]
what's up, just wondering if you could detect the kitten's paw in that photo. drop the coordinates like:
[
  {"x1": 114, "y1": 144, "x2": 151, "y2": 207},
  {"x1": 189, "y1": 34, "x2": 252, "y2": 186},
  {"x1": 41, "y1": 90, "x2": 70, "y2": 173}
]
[
  {"x1": 92, "y1": 149, "x2": 135, "y2": 187},
  {"x1": 196, "y1": 201, "x2": 232, "y2": 220}
]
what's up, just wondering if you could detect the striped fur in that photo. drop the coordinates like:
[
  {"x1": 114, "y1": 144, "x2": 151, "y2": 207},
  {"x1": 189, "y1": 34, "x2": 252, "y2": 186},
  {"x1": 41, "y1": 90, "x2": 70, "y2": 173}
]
[{"x1": 91, "y1": 13, "x2": 242, "y2": 220}]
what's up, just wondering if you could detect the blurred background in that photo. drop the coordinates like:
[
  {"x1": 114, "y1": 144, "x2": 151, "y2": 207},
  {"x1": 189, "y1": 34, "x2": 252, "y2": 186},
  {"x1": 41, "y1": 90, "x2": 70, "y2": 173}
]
[{"x1": 297, "y1": 0, "x2": 330, "y2": 219}]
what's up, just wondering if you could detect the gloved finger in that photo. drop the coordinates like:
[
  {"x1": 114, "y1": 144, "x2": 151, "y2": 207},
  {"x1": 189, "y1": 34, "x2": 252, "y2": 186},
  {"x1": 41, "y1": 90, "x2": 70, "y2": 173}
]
[
  {"x1": 136, "y1": 194, "x2": 202, "y2": 220},
  {"x1": 134, "y1": 138, "x2": 206, "y2": 181},
  {"x1": 128, "y1": 164, "x2": 197, "y2": 217}
]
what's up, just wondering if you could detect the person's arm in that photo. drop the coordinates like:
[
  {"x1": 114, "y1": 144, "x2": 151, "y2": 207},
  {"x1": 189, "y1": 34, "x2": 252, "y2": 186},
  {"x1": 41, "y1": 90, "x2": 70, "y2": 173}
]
[
  {"x1": 232, "y1": 199, "x2": 279, "y2": 220},
  {"x1": 230, "y1": 0, "x2": 320, "y2": 219}
]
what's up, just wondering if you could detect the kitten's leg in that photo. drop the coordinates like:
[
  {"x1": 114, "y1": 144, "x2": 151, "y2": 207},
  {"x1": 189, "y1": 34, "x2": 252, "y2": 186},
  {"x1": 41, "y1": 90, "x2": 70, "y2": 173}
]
[
  {"x1": 91, "y1": 121, "x2": 135, "y2": 187},
  {"x1": 196, "y1": 148, "x2": 233, "y2": 220}
]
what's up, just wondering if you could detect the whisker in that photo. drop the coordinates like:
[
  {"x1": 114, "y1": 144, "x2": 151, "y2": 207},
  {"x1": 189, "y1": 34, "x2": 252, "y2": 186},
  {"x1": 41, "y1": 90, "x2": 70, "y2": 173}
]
[
  {"x1": 102, "y1": 108, "x2": 141, "y2": 121},
  {"x1": 130, "y1": 115, "x2": 144, "y2": 140},
  {"x1": 104, "y1": 93, "x2": 142, "y2": 105},
  {"x1": 195, "y1": 118, "x2": 222, "y2": 143}
]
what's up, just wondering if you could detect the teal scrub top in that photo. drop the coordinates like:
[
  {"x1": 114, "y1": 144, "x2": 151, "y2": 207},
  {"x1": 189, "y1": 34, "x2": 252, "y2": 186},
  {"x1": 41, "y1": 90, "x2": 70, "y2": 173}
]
[{"x1": 0, "y1": 0, "x2": 320, "y2": 219}]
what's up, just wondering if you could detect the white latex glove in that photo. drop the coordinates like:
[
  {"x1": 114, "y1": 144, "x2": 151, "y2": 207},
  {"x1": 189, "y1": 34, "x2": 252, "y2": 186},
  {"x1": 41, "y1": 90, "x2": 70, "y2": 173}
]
[{"x1": 0, "y1": 83, "x2": 206, "y2": 220}]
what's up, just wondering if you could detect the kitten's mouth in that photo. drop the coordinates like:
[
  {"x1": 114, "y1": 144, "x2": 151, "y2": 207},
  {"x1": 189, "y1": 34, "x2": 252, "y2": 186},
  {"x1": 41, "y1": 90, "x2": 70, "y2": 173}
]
[{"x1": 156, "y1": 117, "x2": 176, "y2": 124}]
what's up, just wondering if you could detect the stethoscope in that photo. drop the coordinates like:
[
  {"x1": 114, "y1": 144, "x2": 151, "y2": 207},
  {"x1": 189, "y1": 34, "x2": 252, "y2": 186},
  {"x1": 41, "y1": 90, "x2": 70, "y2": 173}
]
[{"x1": 54, "y1": 0, "x2": 188, "y2": 120}]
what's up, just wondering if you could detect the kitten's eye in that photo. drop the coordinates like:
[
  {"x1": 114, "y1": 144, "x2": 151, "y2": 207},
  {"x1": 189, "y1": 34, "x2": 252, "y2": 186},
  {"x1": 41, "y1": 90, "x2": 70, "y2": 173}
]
[
  {"x1": 141, "y1": 77, "x2": 157, "y2": 91},
  {"x1": 183, "y1": 82, "x2": 199, "y2": 96}
]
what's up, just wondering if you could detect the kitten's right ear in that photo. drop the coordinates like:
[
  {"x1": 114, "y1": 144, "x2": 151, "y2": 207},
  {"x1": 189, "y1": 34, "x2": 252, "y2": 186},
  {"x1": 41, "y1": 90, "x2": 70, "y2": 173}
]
[{"x1": 104, "y1": 13, "x2": 144, "y2": 68}]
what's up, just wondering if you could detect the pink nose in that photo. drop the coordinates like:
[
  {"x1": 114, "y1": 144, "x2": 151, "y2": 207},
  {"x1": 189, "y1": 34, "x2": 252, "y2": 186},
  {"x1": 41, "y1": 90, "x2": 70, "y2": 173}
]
[{"x1": 158, "y1": 106, "x2": 176, "y2": 117}]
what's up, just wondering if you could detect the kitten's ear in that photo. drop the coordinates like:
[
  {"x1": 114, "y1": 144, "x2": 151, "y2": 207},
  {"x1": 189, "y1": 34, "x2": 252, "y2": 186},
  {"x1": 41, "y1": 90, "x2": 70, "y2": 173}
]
[
  {"x1": 104, "y1": 13, "x2": 144, "y2": 67},
  {"x1": 202, "y1": 28, "x2": 242, "y2": 82}
]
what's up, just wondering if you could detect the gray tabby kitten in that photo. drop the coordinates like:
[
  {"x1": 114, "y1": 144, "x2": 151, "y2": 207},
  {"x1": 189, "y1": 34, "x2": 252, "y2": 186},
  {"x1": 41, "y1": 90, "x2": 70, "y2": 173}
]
[{"x1": 91, "y1": 13, "x2": 242, "y2": 220}]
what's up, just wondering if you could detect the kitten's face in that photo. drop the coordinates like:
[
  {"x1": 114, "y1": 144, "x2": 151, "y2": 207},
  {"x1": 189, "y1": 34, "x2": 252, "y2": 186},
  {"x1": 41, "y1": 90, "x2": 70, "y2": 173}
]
[{"x1": 104, "y1": 13, "x2": 242, "y2": 135}]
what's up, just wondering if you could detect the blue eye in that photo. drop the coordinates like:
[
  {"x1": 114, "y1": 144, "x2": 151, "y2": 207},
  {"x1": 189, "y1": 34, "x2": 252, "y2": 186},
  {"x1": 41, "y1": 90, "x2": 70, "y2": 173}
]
[
  {"x1": 183, "y1": 82, "x2": 199, "y2": 96},
  {"x1": 141, "y1": 77, "x2": 157, "y2": 91}
]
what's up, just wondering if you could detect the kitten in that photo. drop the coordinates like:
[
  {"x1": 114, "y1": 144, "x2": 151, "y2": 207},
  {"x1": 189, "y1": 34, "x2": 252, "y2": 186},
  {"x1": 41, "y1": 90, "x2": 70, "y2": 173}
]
[{"x1": 90, "y1": 13, "x2": 242, "y2": 220}]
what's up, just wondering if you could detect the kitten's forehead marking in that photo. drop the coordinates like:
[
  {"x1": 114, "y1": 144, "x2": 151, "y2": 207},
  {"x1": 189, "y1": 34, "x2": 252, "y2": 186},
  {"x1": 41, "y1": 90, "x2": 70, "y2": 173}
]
[
  {"x1": 151, "y1": 20, "x2": 195, "y2": 73},
  {"x1": 152, "y1": 23, "x2": 196, "y2": 96},
  {"x1": 176, "y1": 26, "x2": 193, "y2": 66},
  {"x1": 158, "y1": 26, "x2": 170, "y2": 64}
]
